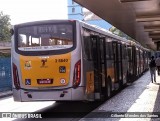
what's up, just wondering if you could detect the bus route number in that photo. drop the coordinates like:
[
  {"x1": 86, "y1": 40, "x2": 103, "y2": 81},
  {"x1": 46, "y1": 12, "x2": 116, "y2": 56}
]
[{"x1": 55, "y1": 59, "x2": 68, "y2": 63}]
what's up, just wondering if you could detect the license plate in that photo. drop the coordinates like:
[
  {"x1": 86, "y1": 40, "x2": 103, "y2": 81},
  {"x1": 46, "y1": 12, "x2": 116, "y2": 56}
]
[{"x1": 37, "y1": 79, "x2": 53, "y2": 84}]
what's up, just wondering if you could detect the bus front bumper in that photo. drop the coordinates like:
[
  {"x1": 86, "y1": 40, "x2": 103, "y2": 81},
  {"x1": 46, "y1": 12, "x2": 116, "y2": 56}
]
[{"x1": 12, "y1": 87, "x2": 85, "y2": 102}]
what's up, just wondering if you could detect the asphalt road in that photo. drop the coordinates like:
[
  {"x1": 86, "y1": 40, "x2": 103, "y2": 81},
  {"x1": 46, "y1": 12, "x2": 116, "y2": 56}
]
[{"x1": 0, "y1": 96, "x2": 103, "y2": 121}]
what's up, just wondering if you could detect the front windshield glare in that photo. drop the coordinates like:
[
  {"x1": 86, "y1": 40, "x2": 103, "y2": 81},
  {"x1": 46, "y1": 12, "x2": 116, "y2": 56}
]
[{"x1": 17, "y1": 24, "x2": 73, "y2": 51}]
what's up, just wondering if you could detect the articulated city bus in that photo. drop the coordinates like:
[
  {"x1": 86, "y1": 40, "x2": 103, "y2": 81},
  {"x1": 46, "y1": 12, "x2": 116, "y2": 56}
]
[{"x1": 11, "y1": 20, "x2": 150, "y2": 102}]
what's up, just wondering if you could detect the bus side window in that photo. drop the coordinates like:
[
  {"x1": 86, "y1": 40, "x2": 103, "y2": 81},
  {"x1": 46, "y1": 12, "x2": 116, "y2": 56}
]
[
  {"x1": 122, "y1": 44, "x2": 126, "y2": 59},
  {"x1": 83, "y1": 29, "x2": 92, "y2": 60},
  {"x1": 100, "y1": 39, "x2": 104, "y2": 60},
  {"x1": 127, "y1": 47, "x2": 132, "y2": 61},
  {"x1": 106, "y1": 41, "x2": 113, "y2": 60},
  {"x1": 105, "y1": 42, "x2": 110, "y2": 59},
  {"x1": 109, "y1": 42, "x2": 113, "y2": 60}
]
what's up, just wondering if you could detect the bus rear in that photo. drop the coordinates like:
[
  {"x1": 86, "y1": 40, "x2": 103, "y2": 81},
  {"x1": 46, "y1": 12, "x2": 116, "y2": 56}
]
[{"x1": 11, "y1": 20, "x2": 84, "y2": 102}]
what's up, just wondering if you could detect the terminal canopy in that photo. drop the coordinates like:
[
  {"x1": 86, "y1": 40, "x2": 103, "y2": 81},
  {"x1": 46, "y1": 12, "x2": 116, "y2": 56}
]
[{"x1": 74, "y1": 0, "x2": 160, "y2": 50}]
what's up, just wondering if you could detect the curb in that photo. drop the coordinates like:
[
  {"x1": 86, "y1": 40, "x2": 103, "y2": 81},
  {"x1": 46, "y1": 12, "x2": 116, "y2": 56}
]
[{"x1": 0, "y1": 91, "x2": 13, "y2": 99}]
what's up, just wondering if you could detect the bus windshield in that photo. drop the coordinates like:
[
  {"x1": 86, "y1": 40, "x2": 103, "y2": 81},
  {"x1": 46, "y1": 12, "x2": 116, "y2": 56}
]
[{"x1": 16, "y1": 23, "x2": 74, "y2": 52}]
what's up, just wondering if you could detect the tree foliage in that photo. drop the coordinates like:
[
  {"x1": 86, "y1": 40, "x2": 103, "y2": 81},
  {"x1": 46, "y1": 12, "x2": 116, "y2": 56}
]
[
  {"x1": 109, "y1": 26, "x2": 133, "y2": 40},
  {"x1": 0, "y1": 11, "x2": 11, "y2": 41}
]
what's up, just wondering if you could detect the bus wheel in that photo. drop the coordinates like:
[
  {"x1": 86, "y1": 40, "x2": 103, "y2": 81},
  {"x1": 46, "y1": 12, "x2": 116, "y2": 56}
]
[{"x1": 107, "y1": 77, "x2": 112, "y2": 98}]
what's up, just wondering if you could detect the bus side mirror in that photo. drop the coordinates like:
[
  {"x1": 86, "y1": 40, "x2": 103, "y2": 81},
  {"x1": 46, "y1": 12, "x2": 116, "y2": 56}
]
[{"x1": 10, "y1": 29, "x2": 14, "y2": 36}]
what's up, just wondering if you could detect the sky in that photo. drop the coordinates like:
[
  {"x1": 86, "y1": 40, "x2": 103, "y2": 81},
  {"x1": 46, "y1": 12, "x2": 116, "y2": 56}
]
[{"x1": 0, "y1": 0, "x2": 68, "y2": 25}]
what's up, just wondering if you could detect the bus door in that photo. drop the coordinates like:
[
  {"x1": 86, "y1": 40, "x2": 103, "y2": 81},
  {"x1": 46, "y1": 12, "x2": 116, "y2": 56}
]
[
  {"x1": 136, "y1": 48, "x2": 140, "y2": 76},
  {"x1": 99, "y1": 37, "x2": 108, "y2": 99},
  {"x1": 112, "y1": 41, "x2": 123, "y2": 89},
  {"x1": 127, "y1": 46, "x2": 132, "y2": 81},
  {"x1": 90, "y1": 35, "x2": 107, "y2": 100}
]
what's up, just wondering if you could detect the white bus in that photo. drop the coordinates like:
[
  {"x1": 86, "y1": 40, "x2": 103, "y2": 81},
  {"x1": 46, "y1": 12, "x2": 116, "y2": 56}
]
[{"x1": 11, "y1": 20, "x2": 149, "y2": 102}]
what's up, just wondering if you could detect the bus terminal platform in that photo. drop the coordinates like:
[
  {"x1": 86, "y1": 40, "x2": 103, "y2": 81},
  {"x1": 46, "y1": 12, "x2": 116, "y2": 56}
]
[{"x1": 80, "y1": 71, "x2": 160, "y2": 121}]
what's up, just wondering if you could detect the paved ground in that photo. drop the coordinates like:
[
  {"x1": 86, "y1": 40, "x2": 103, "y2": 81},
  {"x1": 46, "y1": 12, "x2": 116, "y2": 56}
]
[
  {"x1": 80, "y1": 71, "x2": 160, "y2": 121},
  {"x1": 0, "y1": 97, "x2": 54, "y2": 121}
]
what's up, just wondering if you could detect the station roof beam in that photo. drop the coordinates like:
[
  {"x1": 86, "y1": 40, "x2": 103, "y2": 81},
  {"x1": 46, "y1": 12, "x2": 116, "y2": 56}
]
[
  {"x1": 144, "y1": 26, "x2": 160, "y2": 32},
  {"x1": 136, "y1": 15, "x2": 160, "y2": 22}
]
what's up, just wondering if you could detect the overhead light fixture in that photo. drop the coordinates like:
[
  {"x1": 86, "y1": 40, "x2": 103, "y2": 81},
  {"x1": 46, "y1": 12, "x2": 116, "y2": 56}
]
[{"x1": 61, "y1": 32, "x2": 66, "y2": 35}]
